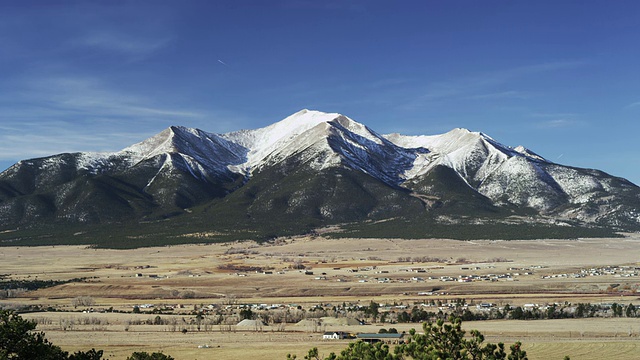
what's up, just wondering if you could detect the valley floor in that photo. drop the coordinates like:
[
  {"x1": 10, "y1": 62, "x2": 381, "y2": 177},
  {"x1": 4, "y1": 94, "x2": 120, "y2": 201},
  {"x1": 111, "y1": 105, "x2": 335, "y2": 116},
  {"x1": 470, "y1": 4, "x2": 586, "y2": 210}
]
[{"x1": 2, "y1": 234, "x2": 639, "y2": 359}]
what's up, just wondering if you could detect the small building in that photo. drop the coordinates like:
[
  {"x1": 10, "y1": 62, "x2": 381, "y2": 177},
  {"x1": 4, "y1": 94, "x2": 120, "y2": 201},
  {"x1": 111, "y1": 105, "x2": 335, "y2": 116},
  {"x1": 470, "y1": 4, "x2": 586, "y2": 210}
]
[
  {"x1": 236, "y1": 319, "x2": 265, "y2": 329},
  {"x1": 323, "y1": 331, "x2": 349, "y2": 340},
  {"x1": 357, "y1": 333, "x2": 404, "y2": 344}
]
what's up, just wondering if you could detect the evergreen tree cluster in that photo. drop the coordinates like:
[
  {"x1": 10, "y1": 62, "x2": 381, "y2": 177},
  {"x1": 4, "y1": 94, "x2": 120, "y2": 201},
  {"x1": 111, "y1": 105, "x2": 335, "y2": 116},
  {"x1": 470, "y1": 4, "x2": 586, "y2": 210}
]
[
  {"x1": 0, "y1": 310, "x2": 173, "y2": 360},
  {"x1": 288, "y1": 316, "x2": 567, "y2": 360}
]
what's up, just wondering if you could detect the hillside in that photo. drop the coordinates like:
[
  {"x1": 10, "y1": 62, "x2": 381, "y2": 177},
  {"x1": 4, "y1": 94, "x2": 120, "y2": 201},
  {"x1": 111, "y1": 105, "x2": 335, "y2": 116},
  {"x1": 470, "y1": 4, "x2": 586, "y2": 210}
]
[{"x1": 0, "y1": 110, "x2": 638, "y2": 247}]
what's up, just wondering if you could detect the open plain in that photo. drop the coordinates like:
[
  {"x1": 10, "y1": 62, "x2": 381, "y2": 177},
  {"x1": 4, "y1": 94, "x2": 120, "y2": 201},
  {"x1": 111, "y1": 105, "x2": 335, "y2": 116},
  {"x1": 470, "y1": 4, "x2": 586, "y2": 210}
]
[{"x1": 2, "y1": 234, "x2": 640, "y2": 359}]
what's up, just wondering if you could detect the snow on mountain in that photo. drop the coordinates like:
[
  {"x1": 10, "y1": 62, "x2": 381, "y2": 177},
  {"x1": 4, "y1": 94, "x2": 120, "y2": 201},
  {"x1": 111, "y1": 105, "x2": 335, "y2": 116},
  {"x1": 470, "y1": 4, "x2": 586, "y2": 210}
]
[
  {"x1": 323, "y1": 118, "x2": 421, "y2": 186},
  {"x1": 513, "y1": 145, "x2": 546, "y2": 161},
  {"x1": 544, "y1": 165, "x2": 605, "y2": 203},
  {"x1": 58, "y1": 110, "x2": 633, "y2": 212},
  {"x1": 383, "y1": 128, "x2": 582, "y2": 212},
  {"x1": 222, "y1": 111, "x2": 420, "y2": 186},
  {"x1": 3, "y1": 109, "x2": 639, "y2": 232},
  {"x1": 221, "y1": 109, "x2": 340, "y2": 172},
  {"x1": 123, "y1": 126, "x2": 246, "y2": 171},
  {"x1": 66, "y1": 110, "x2": 531, "y2": 191},
  {"x1": 478, "y1": 156, "x2": 567, "y2": 211},
  {"x1": 69, "y1": 125, "x2": 246, "y2": 188},
  {"x1": 386, "y1": 129, "x2": 515, "y2": 187},
  {"x1": 217, "y1": 109, "x2": 417, "y2": 184}
]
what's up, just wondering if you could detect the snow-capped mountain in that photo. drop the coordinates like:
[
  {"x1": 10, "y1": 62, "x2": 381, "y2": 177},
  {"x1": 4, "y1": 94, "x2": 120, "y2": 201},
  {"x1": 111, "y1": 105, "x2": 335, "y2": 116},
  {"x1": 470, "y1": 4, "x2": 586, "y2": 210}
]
[{"x1": 1, "y1": 110, "x2": 638, "y2": 244}]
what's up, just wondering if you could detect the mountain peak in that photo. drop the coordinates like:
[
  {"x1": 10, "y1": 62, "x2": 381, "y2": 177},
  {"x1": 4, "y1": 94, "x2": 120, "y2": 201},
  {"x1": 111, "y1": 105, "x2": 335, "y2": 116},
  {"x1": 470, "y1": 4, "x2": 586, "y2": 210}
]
[
  {"x1": 121, "y1": 126, "x2": 178, "y2": 160},
  {"x1": 513, "y1": 145, "x2": 546, "y2": 162},
  {"x1": 220, "y1": 110, "x2": 344, "y2": 169}
]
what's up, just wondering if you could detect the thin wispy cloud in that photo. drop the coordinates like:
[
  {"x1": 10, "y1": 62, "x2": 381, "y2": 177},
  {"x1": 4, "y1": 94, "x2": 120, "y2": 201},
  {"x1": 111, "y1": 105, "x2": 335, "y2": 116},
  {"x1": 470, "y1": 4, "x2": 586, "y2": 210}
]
[
  {"x1": 10, "y1": 76, "x2": 203, "y2": 120},
  {"x1": 502, "y1": 60, "x2": 588, "y2": 77},
  {"x1": 626, "y1": 101, "x2": 640, "y2": 108},
  {"x1": 281, "y1": 0, "x2": 367, "y2": 12},
  {"x1": 0, "y1": 75, "x2": 207, "y2": 163},
  {"x1": 368, "y1": 77, "x2": 414, "y2": 89},
  {"x1": 529, "y1": 112, "x2": 583, "y2": 129},
  {"x1": 530, "y1": 112, "x2": 580, "y2": 118},
  {"x1": 536, "y1": 119, "x2": 575, "y2": 128},
  {"x1": 532, "y1": 117, "x2": 587, "y2": 130},
  {"x1": 416, "y1": 86, "x2": 461, "y2": 102},
  {"x1": 467, "y1": 90, "x2": 530, "y2": 100},
  {"x1": 75, "y1": 31, "x2": 173, "y2": 60},
  {"x1": 0, "y1": 70, "x2": 264, "y2": 167},
  {"x1": 401, "y1": 60, "x2": 587, "y2": 110},
  {"x1": 0, "y1": 122, "x2": 140, "y2": 160}
]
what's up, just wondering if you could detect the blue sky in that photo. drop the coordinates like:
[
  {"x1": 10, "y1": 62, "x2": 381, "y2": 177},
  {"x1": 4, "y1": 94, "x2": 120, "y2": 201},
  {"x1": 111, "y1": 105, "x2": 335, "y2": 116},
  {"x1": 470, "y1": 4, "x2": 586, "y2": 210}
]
[{"x1": 1, "y1": 1, "x2": 639, "y2": 184}]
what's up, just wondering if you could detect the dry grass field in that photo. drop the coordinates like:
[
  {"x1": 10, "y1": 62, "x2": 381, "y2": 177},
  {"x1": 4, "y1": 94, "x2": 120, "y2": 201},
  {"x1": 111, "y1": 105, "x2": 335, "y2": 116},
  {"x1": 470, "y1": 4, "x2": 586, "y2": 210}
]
[
  {"x1": 2, "y1": 234, "x2": 640, "y2": 359},
  {"x1": 14, "y1": 313, "x2": 640, "y2": 360}
]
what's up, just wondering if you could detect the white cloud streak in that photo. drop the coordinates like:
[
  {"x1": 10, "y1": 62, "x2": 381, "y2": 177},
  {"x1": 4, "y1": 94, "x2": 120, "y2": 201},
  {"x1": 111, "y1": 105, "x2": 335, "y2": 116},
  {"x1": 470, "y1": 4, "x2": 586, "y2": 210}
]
[
  {"x1": 401, "y1": 60, "x2": 587, "y2": 109},
  {"x1": 534, "y1": 119, "x2": 582, "y2": 129},
  {"x1": 467, "y1": 90, "x2": 530, "y2": 100},
  {"x1": 2, "y1": 76, "x2": 203, "y2": 121},
  {"x1": 0, "y1": 120, "x2": 148, "y2": 162},
  {"x1": 0, "y1": 75, "x2": 209, "y2": 164},
  {"x1": 529, "y1": 112, "x2": 580, "y2": 118},
  {"x1": 77, "y1": 31, "x2": 172, "y2": 57},
  {"x1": 626, "y1": 101, "x2": 640, "y2": 108},
  {"x1": 0, "y1": 71, "x2": 262, "y2": 168},
  {"x1": 538, "y1": 119, "x2": 573, "y2": 128},
  {"x1": 528, "y1": 113, "x2": 583, "y2": 129}
]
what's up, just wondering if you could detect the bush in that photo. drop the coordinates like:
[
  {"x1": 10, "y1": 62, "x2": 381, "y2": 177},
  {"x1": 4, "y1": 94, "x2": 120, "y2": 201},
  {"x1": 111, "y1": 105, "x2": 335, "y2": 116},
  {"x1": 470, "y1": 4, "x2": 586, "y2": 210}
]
[{"x1": 126, "y1": 352, "x2": 175, "y2": 360}]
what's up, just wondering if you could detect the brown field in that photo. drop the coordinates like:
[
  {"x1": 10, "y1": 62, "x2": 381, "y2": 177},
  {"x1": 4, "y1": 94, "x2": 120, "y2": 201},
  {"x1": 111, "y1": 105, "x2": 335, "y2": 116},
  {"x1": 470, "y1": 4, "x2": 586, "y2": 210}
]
[{"x1": 2, "y1": 234, "x2": 640, "y2": 359}]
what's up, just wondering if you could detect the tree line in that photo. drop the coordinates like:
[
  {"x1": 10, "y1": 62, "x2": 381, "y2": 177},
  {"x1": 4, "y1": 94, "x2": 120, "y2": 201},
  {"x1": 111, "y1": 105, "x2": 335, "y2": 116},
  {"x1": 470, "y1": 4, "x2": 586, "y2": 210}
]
[{"x1": 393, "y1": 301, "x2": 638, "y2": 323}]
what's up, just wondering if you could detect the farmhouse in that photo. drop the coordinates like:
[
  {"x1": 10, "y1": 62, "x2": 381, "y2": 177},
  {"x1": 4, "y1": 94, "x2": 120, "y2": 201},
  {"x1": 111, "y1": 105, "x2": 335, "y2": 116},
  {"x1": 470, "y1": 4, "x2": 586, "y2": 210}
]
[{"x1": 322, "y1": 331, "x2": 349, "y2": 340}]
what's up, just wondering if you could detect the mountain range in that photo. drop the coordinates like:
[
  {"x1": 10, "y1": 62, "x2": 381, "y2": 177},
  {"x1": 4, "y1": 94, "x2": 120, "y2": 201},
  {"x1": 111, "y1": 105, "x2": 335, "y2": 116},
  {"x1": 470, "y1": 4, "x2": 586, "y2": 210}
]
[{"x1": 1, "y1": 110, "x2": 638, "y2": 247}]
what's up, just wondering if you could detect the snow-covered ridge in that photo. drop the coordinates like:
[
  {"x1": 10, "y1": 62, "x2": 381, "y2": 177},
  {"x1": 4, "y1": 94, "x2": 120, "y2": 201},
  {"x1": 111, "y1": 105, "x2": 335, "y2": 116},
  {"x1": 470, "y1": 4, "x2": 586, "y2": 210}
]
[
  {"x1": 68, "y1": 109, "x2": 562, "y2": 190},
  {"x1": 384, "y1": 128, "x2": 543, "y2": 163},
  {"x1": 383, "y1": 127, "x2": 552, "y2": 187},
  {"x1": 221, "y1": 109, "x2": 346, "y2": 171}
]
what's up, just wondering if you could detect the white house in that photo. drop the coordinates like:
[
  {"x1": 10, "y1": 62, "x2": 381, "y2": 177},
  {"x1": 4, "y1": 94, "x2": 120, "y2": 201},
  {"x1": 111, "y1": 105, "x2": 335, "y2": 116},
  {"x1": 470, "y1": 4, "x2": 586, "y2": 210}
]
[{"x1": 323, "y1": 331, "x2": 348, "y2": 340}]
